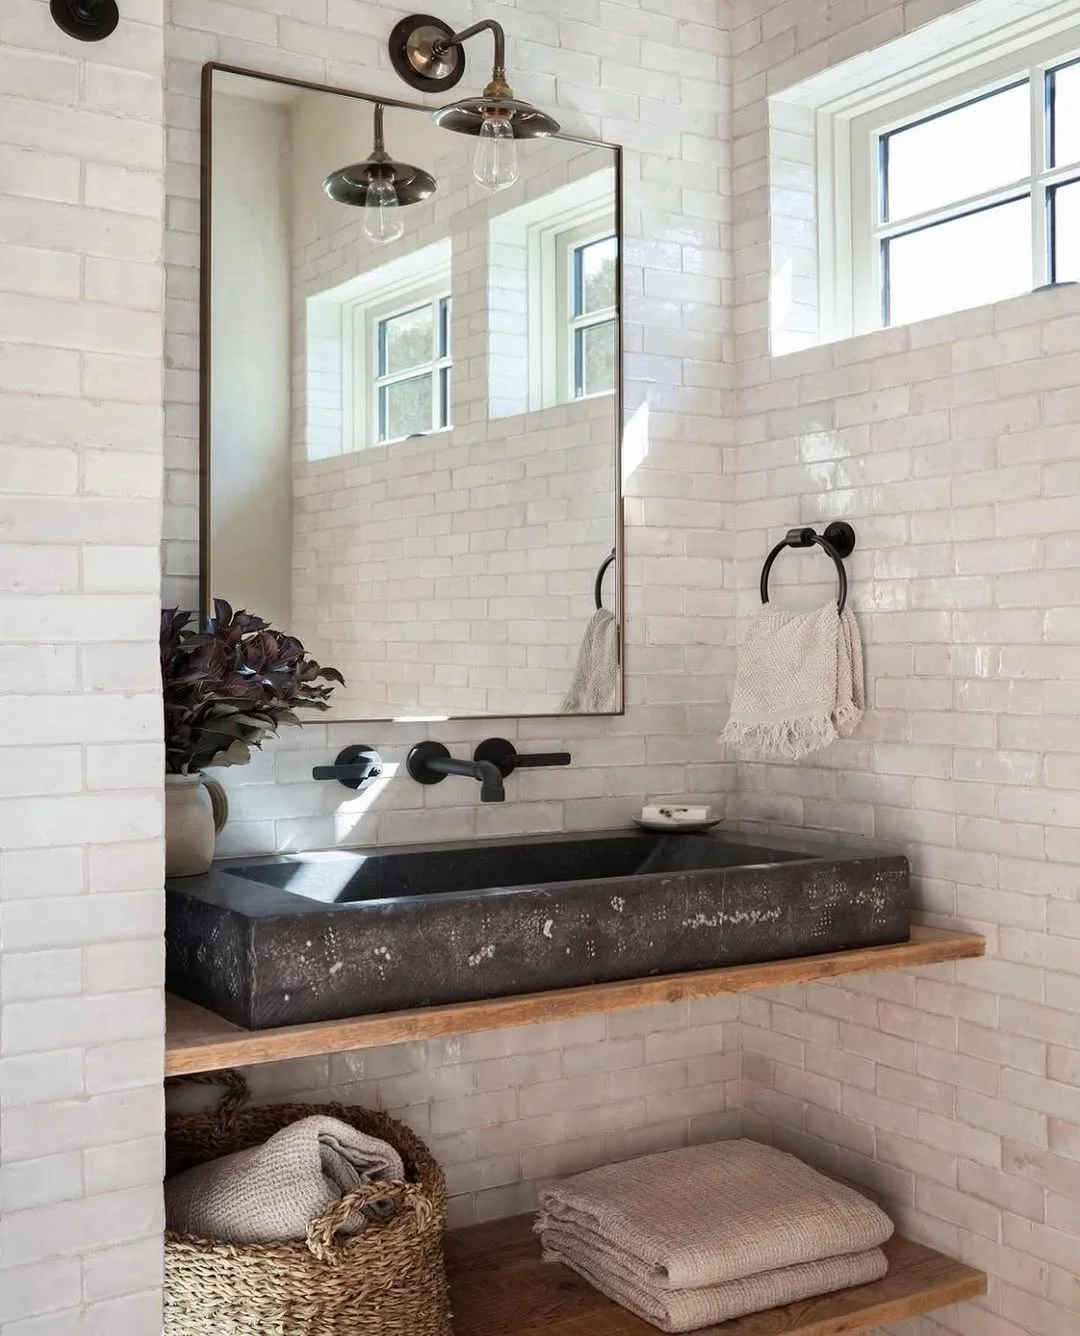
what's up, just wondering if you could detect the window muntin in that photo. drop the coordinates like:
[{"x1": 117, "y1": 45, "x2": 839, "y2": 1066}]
[
  {"x1": 367, "y1": 290, "x2": 451, "y2": 446},
  {"x1": 860, "y1": 52, "x2": 1080, "y2": 331}
]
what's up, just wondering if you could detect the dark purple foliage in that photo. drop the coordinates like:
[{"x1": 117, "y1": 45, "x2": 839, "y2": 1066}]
[{"x1": 161, "y1": 599, "x2": 345, "y2": 774}]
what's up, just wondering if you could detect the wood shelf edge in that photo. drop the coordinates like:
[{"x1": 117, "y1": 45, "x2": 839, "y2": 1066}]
[
  {"x1": 165, "y1": 926, "x2": 985, "y2": 1075},
  {"x1": 446, "y1": 1217, "x2": 989, "y2": 1336}
]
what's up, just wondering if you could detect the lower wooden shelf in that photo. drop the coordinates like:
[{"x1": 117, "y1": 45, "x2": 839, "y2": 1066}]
[
  {"x1": 446, "y1": 1215, "x2": 987, "y2": 1336},
  {"x1": 165, "y1": 926, "x2": 985, "y2": 1075}
]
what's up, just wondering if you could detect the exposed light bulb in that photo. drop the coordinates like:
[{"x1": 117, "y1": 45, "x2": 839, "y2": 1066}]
[
  {"x1": 473, "y1": 114, "x2": 519, "y2": 192},
  {"x1": 362, "y1": 176, "x2": 403, "y2": 244}
]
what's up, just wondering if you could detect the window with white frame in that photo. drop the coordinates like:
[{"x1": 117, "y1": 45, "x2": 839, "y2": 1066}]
[
  {"x1": 559, "y1": 225, "x2": 618, "y2": 401},
  {"x1": 855, "y1": 55, "x2": 1080, "y2": 330},
  {"x1": 359, "y1": 284, "x2": 451, "y2": 446},
  {"x1": 770, "y1": 1, "x2": 1080, "y2": 348}
]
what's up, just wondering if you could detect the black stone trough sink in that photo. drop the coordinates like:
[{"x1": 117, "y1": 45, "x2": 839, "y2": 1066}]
[{"x1": 165, "y1": 829, "x2": 910, "y2": 1030}]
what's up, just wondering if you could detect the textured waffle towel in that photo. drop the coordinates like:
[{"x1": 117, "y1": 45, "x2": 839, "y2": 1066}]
[
  {"x1": 164, "y1": 1115, "x2": 405, "y2": 1244},
  {"x1": 562, "y1": 608, "x2": 618, "y2": 712},
  {"x1": 542, "y1": 1230, "x2": 887, "y2": 1333},
  {"x1": 720, "y1": 601, "x2": 865, "y2": 759},
  {"x1": 536, "y1": 1140, "x2": 893, "y2": 1291}
]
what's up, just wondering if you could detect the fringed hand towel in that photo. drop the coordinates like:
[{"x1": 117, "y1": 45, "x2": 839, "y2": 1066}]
[
  {"x1": 720, "y1": 601, "x2": 864, "y2": 759},
  {"x1": 536, "y1": 1140, "x2": 893, "y2": 1290},
  {"x1": 540, "y1": 1231, "x2": 887, "y2": 1333},
  {"x1": 164, "y1": 1115, "x2": 405, "y2": 1244},
  {"x1": 562, "y1": 608, "x2": 618, "y2": 713}
]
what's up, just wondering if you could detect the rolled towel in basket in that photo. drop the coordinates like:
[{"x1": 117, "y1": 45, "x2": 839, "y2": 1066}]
[
  {"x1": 536, "y1": 1140, "x2": 893, "y2": 1290},
  {"x1": 165, "y1": 1114, "x2": 405, "y2": 1244},
  {"x1": 541, "y1": 1227, "x2": 887, "y2": 1333}
]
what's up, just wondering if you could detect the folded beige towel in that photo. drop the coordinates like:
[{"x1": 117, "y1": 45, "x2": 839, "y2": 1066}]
[
  {"x1": 542, "y1": 1228, "x2": 887, "y2": 1332},
  {"x1": 536, "y1": 1140, "x2": 892, "y2": 1290},
  {"x1": 720, "y1": 601, "x2": 865, "y2": 759},
  {"x1": 165, "y1": 1115, "x2": 405, "y2": 1244}
]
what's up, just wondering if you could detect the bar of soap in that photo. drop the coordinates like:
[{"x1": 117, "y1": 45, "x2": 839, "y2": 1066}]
[{"x1": 642, "y1": 805, "x2": 711, "y2": 822}]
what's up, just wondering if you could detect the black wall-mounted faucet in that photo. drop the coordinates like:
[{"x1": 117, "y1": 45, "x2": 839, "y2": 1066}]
[
  {"x1": 406, "y1": 742, "x2": 505, "y2": 803},
  {"x1": 473, "y1": 738, "x2": 572, "y2": 776}
]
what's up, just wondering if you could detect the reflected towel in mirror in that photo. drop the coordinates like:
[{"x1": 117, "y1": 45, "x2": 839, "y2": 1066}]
[{"x1": 562, "y1": 609, "x2": 618, "y2": 713}]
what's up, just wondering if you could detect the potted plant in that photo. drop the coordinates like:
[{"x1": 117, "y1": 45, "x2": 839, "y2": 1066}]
[{"x1": 160, "y1": 600, "x2": 344, "y2": 876}]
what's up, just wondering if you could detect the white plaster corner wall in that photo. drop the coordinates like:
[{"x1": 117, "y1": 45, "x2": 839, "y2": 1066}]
[
  {"x1": 731, "y1": 3, "x2": 1080, "y2": 1334},
  {"x1": 0, "y1": 1, "x2": 167, "y2": 1332},
  {"x1": 162, "y1": 0, "x2": 737, "y2": 855}
]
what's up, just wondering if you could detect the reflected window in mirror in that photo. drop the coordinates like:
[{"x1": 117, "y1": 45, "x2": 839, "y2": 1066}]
[{"x1": 371, "y1": 287, "x2": 452, "y2": 445}]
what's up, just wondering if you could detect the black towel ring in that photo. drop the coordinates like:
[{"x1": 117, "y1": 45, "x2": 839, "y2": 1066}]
[
  {"x1": 594, "y1": 548, "x2": 616, "y2": 611},
  {"x1": 759, "y1": 522, "x2": 856, "y2": 614}
]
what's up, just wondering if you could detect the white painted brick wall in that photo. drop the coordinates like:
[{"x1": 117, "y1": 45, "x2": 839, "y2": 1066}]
[
  {"x1": 731, "y1": 4, "x2": 1080, "y2": 1335},
  {"x1": 0, "y1": 1, "x2": 166, "y2": 1332}
]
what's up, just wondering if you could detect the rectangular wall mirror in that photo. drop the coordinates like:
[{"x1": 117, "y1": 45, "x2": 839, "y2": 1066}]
[{"x1": 202, "y1": 65, "x2": 624, "y2": 721}]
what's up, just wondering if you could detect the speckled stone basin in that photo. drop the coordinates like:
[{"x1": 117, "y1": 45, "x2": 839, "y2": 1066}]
[{"x1": 165, "y1": 830, "x2": 910, "y2": 1030}]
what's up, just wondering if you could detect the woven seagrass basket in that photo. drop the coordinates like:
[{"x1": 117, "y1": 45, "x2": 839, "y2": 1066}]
[{"x1": 164, "y1": 1070, "x2": 451, "y2": 1336}]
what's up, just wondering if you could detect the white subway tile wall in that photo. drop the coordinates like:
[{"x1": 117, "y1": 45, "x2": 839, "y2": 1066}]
[
  {"x1": 0, "y1": 1, "x2": 167, "y2": 1333},
  {"x1": 731, "y1": 4, "x2": 1080, "y2": 1336}
]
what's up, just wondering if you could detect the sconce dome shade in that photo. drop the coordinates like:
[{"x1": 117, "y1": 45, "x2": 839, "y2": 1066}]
[
  {"x1": 433, "y1": 95, "x2": 560, "y2": 139},
  {"x1": 323, "y1": 161, "x2": 438, "y2": 207}
]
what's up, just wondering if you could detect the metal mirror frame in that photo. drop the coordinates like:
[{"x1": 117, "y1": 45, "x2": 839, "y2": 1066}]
[{"x1": 199, "y1": 62, "x2": 625, "y2": 721}]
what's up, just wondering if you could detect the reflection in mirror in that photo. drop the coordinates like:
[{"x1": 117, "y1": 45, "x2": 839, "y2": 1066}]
[{"x1": 204, "y1": 68, "x2": 622, "y2": 722}]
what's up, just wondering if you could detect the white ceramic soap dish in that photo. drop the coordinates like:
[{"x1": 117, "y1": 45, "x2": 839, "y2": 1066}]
[{"x1": 633, "y1": 806, "x2": 722, "y2": 834}]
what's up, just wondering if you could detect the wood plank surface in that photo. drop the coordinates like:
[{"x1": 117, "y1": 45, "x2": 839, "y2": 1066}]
[
  {"x1": 165, "y1": 926, "x2": 984, "y2": 1075},
  {"x1": 446, "y1": 1216, "x2": 987, "y2": 1336}
]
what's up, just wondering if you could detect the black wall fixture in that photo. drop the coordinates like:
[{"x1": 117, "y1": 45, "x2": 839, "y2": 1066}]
[{"x1": 51, "y1": 0, "x2": 119, "y2": 41}]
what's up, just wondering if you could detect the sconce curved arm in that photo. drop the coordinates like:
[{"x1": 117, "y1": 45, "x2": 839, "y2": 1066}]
[{"x1": 434, "y1": 18, "x2": 508, "y2": 78}]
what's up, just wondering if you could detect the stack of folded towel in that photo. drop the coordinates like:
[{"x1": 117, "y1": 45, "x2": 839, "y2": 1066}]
[
  {"x1": 165, "y1": 1115, "x2": 404, "y2": 1244},
  {"x1": 536, "y1": 1139, "x2": 893, "y2": 1333}
]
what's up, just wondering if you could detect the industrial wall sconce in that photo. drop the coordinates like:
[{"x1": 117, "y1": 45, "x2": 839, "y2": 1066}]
[
  {"x1": 323, "y1": 102, "x2": 438, "y2": 245},
  {"x1": 50, "y1": 0, "x2": 119, "y2": 40},
  {"x1": 388, "y1": 14, "x2": 560, "y2": 192}
]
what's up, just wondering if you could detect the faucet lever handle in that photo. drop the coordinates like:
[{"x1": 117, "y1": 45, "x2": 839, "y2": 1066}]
[
  {"x1": 474, "y1": 737, "x2": 572, "y2": 777},
  {"x1": 312, "y1": 745, "x2": 384, "y2": 790}
]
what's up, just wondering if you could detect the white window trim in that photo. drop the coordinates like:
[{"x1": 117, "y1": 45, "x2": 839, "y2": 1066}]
[
  {"x1": 555, "y1": 218, "x2": 618, "y2": 405},
  {"x1": 787, "y1": 0, "x2": 1080, "y2": 343},
  {"x1": 342, "y1": 271, "x2": 451, "y2": 452},
  {"x1": 525, "y1": 198, "x2": 617, "y2": 410}
]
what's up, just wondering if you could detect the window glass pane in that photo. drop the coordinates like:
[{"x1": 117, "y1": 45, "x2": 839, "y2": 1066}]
[
  {"x1": 1052, "y1": 178, "x2": 1080, "y2": 281},
  {"x1": 1051, "y1": 61, "x2": 1080, "y2": 168},
  {"x1": 575, "y1": 319, "x2": 616, "y2": 397},
  {"x1": 380, "y1": 304, "x2": 433, "y2": 376},
  {"x1": 380, "y1": 374, "x2": 432, "y2": 440},
  {"x1": 883, "y1": 82, "x2": 1030, "y2": 222},
  {"x1": 576, "y1": 237, "x2": 618, "y2": 316},
  {"x1": 439, "y1": 366, "x2": 451, "y2": 427},
  {"x1": 438, "y1": 296, "x2": 451, "y2": 359},
  {"x1": 884, "y1": 197, "x2": 1031, "y2": 326}
]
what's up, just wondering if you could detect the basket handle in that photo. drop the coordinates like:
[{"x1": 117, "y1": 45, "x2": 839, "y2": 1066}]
[
  {"x1": 306, "y1": 1181, "x2": 433, "y2": 1266},
  {"x1": 164, "y1": 1068, "x2": 249, "y2": 1120}
]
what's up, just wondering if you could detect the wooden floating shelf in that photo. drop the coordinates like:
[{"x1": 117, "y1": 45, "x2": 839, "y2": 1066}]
[
  {"x1": 165, "y1": 926, "x2": 984, "y2": 1076},
  {"x1": 447, "y1": 1216, "x2": 987, "y2": 1336}
]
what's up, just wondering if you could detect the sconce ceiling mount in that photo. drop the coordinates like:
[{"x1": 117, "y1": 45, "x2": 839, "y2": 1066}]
[
  {"x1": 389, "y1": 15, "x2": 466, "y2": 94},
  {"x1": 387, "y1": 13, "x2": 560, "y2": 139},
  {"x1": 50, "y1": 0, "x2": 119, "y2": 41}
]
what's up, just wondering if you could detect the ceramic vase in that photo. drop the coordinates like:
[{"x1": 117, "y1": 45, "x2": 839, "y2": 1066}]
[{"x1": 164, "y1": 774, "x2": 221, "y2": 877}]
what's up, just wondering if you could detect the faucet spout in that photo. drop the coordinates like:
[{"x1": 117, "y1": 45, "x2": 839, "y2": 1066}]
[
  {"x1": 406, "y1": 742, "x2": 506, "y2": 802},
  {"x1": 425, "y1": 757, "x2": 505, "y2": 803}
]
